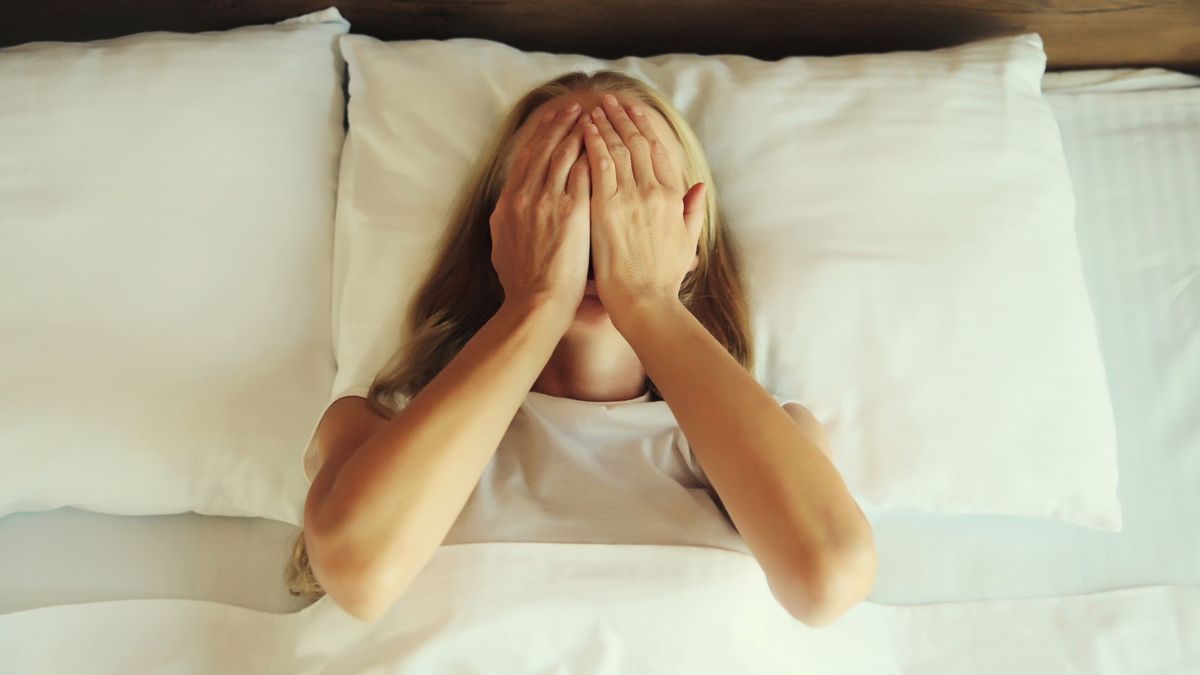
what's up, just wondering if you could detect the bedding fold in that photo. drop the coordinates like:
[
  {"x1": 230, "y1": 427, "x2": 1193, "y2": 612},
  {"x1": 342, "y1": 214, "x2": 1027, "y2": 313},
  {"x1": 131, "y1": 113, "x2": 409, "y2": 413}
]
[{"x1": 1, "y1": 542, "x2": 1195, "y2": 674}]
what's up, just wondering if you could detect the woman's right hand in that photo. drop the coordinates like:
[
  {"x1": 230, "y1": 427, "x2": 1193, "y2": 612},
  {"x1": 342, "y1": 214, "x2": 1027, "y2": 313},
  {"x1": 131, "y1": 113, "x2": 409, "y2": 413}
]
[{"x1": 489, "y1": 102, "x2": 592, "y2": 318}]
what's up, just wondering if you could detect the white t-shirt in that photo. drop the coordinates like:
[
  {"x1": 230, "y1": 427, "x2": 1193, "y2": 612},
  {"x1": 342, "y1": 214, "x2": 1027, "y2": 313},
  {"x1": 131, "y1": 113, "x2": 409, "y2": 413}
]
[{"x1": 304, "y1": 381, "x2": 800, "y2": 556}]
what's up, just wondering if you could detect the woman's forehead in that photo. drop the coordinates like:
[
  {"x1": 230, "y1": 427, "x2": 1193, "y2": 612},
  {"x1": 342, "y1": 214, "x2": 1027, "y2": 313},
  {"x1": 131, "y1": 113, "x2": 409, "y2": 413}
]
[{"x1": 516, "y1": 91, "x2": 688, "y2": 177}]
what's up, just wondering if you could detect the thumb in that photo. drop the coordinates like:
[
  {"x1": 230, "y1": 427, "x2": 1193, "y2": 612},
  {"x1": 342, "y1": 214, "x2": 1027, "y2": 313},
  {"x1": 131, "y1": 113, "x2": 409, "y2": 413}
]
[{"x1": 682, "y1": 182, "x2": 706, "y2": 241}]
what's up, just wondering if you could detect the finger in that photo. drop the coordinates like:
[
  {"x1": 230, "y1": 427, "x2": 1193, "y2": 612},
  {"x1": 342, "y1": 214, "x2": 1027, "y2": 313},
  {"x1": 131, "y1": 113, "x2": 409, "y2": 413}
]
[
  {"x1": 626, "y1": 103, "x2": 684, "y2": 192},
  {"x1": 507, "y1": 105, "x2": 559, "y2": 189},
  {"x1": 582, "y1": 119, "x2": 617, "y2": 199},
  {"x1": 587, "y1": 106, "x2": 634, "y2": 190},
  {"x1": 519, "y1": 102, "x2": 583, "y2": 191},
  {"x1": 567, "y1": 153, "x2": 589, "y2": 201},
  {"x1": 600, "y1": 95, "x2": 655, "y2": 187},
  {"x1": 544, "y1": 115, "x2": 588, "y2": 193}
]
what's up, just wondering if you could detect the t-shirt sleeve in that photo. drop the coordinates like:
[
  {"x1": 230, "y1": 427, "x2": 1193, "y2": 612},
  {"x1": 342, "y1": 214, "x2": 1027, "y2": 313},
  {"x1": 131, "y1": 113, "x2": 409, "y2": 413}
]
[
  {"x1": 769, "y1": 391, "x2": 804, "y2": 409},
  {"x1": 300, "y1": 408, "x2": 323, "y2": 485},
  {"x1": 328, "y1": 375, "x2": 374, "y2": 406},
  {"x1": 300, "y1": 376, "x2": 376, "y2": 485}
]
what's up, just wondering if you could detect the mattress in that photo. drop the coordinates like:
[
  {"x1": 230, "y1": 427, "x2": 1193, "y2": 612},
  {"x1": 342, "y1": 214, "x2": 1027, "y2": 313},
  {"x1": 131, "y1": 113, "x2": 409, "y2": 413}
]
[{"x1": 1, "y1": 66, "x2": 1198, "y2": 619}]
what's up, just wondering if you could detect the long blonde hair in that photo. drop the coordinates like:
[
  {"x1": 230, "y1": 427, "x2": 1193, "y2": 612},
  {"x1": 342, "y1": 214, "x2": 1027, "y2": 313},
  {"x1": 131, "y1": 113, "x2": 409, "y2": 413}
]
[{"x1": 286, "y1": 69, "x2": 754, "y2": 602}]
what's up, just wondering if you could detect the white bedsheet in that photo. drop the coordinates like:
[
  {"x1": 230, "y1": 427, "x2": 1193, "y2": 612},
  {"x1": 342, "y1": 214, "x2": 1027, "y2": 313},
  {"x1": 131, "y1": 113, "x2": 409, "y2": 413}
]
[
  {"x1": 1, "y1": 543, "x2": 1197, "y2": 674},
  {"x1": 1, "y1": 69, "x2": 1197, "y2": 667}
]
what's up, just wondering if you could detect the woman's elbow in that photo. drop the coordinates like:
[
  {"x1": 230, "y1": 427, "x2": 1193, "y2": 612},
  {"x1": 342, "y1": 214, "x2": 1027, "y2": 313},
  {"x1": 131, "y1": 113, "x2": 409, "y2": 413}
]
[
  {"x1": 784, "y1": 536, "x2": 878, "y2": 628},
  {"x1": 323, "y1": 557, "x2": 411, "y2": 624},
  {"x1": 304, "y1": 527, "x2": 409, "y2": 624}
]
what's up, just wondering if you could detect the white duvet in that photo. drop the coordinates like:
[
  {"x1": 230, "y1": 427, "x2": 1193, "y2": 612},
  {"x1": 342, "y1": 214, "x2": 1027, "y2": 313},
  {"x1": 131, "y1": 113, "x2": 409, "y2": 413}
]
[{"x1": 1, "y1": 542, "x2": 1195, "y2": 674}]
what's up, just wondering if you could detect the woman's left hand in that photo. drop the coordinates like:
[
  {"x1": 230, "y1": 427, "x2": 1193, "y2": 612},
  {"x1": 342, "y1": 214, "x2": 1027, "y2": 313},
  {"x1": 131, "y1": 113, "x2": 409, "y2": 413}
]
[{"x1": 582, "y1": 94, "x2": 707, "y2": 319}]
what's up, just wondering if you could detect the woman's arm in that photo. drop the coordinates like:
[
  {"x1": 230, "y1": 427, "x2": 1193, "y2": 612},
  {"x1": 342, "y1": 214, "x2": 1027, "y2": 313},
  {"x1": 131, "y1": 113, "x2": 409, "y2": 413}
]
[
  {"x1": 306, "y1": 100, "x2": 591, "y2": 622},
  {"x1": 609, "y1": 299, "x2": 877, "y2": 628},
  {"x1": 304, "y1": 296, "x2": 572, "y2": 621}
]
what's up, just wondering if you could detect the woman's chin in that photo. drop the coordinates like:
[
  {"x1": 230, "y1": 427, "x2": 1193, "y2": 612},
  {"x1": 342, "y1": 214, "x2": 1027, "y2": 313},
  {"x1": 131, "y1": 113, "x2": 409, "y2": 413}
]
[
  {"x1": 578, "y1": 293, "x2": 606, "y2": 308},
  {"x1": 573, "y1": 293, "x2": 610, "y2": 321}
]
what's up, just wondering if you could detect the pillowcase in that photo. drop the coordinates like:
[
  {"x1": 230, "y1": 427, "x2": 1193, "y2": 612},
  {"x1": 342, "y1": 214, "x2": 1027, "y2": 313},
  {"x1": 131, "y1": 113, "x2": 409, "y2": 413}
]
[
  {"x1": 330, "y1": 32, "x2": 1121, "y2": 530},
  {"x1": 0, "y1": 8, "x2": 348, "y2": 525}
]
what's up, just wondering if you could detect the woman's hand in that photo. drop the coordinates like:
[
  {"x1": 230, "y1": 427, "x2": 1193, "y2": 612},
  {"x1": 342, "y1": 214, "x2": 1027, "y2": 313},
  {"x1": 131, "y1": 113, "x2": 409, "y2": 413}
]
[
  {"x1": 581, "y1": 94, "x2": 707, "y2": 318},
  {"x1": 489, "y1": 102, "x2": 592, "y2": 318}
]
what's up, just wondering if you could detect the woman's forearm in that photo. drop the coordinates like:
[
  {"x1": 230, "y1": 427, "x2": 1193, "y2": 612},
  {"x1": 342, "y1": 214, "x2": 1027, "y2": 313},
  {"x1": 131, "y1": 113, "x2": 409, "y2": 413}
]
[
  {"x1": 307, "y1": 296, "x2": 571, "y2": 606},
  {"x1": 609, "y1": 297, "x2": 876, "y2": 625}
]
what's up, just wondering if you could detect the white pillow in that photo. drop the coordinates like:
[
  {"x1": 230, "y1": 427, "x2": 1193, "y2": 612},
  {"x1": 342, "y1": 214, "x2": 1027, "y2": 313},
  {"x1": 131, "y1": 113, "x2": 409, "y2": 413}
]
[
  {"x1": 331, "y1": 33, "x2": 1121, "y2": 530},
  {"x1": 0, "y1": 8, "x2": 348, "y2": 524}
]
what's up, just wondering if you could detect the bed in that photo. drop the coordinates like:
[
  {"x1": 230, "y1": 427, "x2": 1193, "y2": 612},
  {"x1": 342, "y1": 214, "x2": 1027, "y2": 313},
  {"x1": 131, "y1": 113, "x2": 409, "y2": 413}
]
[{"x1": 2, "y1": 2, "x2": 1198, "y2": 672}]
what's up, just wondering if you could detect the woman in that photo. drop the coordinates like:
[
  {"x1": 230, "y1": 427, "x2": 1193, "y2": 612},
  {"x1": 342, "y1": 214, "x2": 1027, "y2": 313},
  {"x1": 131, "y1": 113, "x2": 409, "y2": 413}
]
[{"x1": 286, "y1": 70, "x2": 876, "y2": 627}]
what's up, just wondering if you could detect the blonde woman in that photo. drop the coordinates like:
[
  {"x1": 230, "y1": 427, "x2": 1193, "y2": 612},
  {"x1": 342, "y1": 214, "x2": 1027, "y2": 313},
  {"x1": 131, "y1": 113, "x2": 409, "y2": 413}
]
[{"x1": 287, "y1": 71, "x2": 876, "y2": 627}]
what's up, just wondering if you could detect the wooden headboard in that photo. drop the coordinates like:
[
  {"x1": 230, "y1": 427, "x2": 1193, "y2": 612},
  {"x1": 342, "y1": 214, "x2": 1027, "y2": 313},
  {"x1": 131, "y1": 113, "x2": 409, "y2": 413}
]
[{"x1": 4, "y1": 1, "x2": 1199, "y2": 73}]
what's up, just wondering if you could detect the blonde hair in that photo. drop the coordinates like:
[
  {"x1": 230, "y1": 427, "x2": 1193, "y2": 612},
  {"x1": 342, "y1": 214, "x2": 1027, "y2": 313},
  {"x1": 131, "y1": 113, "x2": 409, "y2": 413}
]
[{"x1": 286, "y1": 69, "x2": 754, "y2": 602}]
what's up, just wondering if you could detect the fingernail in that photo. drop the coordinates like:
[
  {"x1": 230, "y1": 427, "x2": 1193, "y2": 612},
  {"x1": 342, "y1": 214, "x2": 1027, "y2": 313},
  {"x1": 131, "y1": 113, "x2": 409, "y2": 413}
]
[
  {"x1": 567, "y1": 102, "x2": 580, "y2": 113},
  {"x1": 587, "y1": 124, "x2": 598, "y2": 134},
  {"x1": 631, "y1": 105, "x2": 644, "y2": 117},
  {"x1": 543, "y1": 109, "x2": 556, "y2": 121},
  {"x1": 591, "y1": 107, "x2": 604, "y2": 119},
  {"x1": 603, "y1": 93, "x2": 618, "y2": 106}
]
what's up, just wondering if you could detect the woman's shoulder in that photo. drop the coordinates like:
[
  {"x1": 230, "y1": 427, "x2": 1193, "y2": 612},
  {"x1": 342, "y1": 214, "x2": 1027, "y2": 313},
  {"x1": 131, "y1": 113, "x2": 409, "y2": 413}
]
[
  {"x1": 303, "y1": 395, "x2": 390, "y2": 483},
  {"x1": 778, "y1": 400, "x2": 833, "y2": 461}
]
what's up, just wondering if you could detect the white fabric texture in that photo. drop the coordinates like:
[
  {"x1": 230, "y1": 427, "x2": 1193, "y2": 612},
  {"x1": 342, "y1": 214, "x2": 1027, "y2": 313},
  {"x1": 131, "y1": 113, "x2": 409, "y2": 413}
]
[
  {"x1": 0, "y1": 507, "x2": 307, "y2": 615},
  {"x1": 870, "y1": 70, "x2": 1200, "y2": 603},
  {"x1": 330, "y1": 32, "x2": 1120, "y2": 529},
  {"x1": 0, "y1": 543, "x2": 1196, "y2": 674},
  {"x1": 0, "y1": 8, "x2": 348, "y2": 524},
  {"x1": 4, "y1": 67, "x2": 1196, "y2": 619},
  {"x1": 303, "y1": 387, "x2": 801, "y2": 554}
]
